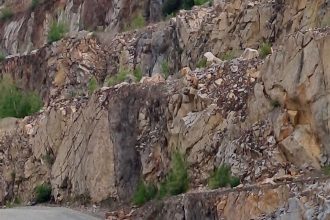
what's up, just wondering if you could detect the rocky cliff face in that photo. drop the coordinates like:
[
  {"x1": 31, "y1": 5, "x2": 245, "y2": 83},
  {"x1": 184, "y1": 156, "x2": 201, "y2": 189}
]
[
  {"x1": 0, "y1": 0, "x2": 163, "y2": 54},
  {"x1": 1, "y1": 0, "x2": 330, "y2": 219}
]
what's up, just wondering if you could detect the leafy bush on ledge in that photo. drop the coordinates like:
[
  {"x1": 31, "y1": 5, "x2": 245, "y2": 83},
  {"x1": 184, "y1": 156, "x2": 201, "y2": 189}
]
[
  {"x1": 132, "y1": 181, "x2": 157, "y2": 206},
  {"x1": 107, "y1": 68, "x2": 129, "y2": 86},
  {"x1": 259, "y1": 42, "x2": 272, "y2": 59},
  {"x1": 48, "y1": 21, "x2": 68, "y2": 43},
  {"x1": 35, "y1": 183, "x2": 52, "y2": 203},
  {"x1": 0, "y1": 8, "x2": 14, "y2": 21},
  {"x1": 0, "y1": 52, "x2": 5, "y2": 62},
  {"x1": 208, "y1": 164, "x2": 240, "y2": 189},
  {"x1": 124, "y1": 14, "x2": 146, "y2": 31},
  {"x1": 88, "y1": 76, "x2": 98, "y2": 95},
  {"x1": 158, "y1": 151, "x2": 189, "y2": 198},
  {"x1": 31, "y1": 0, "x2": 40, "y2": 10},
  {"x1": 132, "y1": 150, "x2": 189, "y2": 205},
  {"x1": 0, "y1": 76, "x2": 43, "y2": 118},
  {"x1": 162, "y1": 0, "x2": 209, "y2": 16}
]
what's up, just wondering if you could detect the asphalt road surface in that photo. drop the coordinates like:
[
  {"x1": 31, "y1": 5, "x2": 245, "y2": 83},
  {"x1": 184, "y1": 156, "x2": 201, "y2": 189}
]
[{"x1": 0, "y1": 206, "x2": 101, "y2": 220}]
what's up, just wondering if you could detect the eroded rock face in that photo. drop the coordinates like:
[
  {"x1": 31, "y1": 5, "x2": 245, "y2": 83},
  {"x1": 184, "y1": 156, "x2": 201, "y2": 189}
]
[
  {"x1": 0, "y1": 0, "x2": 328, "y2": 59},
  {"x1": 0, "y1": 84, "x2": 170, "y2": 203},
  {"x1": 120, "y1": 178, "x2": 330, "y2": 220},
  {"x1": 0, "y1": 0, "x2": 164, "y2": 54},
  {"x1": 262, "y1": 30, "x2": 330, "y2": 167},
  {"x1": 1, "y1": 0, "x2": 330, "y2": 219}
]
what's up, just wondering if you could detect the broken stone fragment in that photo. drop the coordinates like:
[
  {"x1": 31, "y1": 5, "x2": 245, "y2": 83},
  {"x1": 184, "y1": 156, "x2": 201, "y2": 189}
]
[
  {"x1": 204, "y1": 52, "x2": 223, "y2": 64},
  {"x1": 240, "y1": 48, "x2": 259, "y2": 60}
]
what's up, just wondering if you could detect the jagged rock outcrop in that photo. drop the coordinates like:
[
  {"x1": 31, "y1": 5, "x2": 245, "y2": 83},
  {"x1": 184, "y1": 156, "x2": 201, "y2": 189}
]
[
  {"x1": 1, "y1": 0, "x2": 329, "y2": 60},
  {"x1": 1, "y1": 0, "x2": 330, "y2": 220},
  {"x1": 0, "y1": 0, "x2": 163, "y2": 54},
  {"x1": 261, "y1": 29, "x2": 330, "y2": 169},
  {"x1": 110, "y1": 178, "x2": 330, "y2": 220}
]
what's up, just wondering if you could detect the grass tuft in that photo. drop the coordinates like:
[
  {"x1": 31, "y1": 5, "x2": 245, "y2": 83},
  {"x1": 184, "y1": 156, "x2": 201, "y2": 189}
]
[
  {"x1": 132, "y1": 181, "x2": 157, "y2": 206},
  {"x1": 208, "y1": 164, "x2": 240, "y2": 189},
  {"x1": 0, "y1": 52, "x2": 5, "y2": 62},
  {"x1": 0, "y1": 76, "x2": 42, "y2": 118},
  {"x1": 88, "y1": 76, "x2": 98, "y2": 95},
  {"x1": 107, "y1": 68, "x2": 129, "y2": 86},
  {"x1": 0, "y1": 8, "x2": 13, "y2": 21},
  {"x1": 158, "y1": 151, "x2": 188, "y2": 198},
  {"x1": 31, "y1": 0, "x2": 40, "y2": 10},
  {"x1": 221, "y1": 50, "x2": 235, "y2": 61},
  {"x1": 259, "y1": 42, "x2": 272, "y2": 59},
  {"x1": 133, "y1": 66, "x2": 143, "y2": 82},
  {"x1": 48, "y1": 21, "x2": 68, "y2": 43},
  {"x1": 196, "y1": 58, "x2": 207, "y2": 68},
  {"x1": 35, "y1": 184, "x2": 52, "y2": 203},
  {"x1": 124, "y1": 15, "x2": 145, "y2": 31},
  {"x1": 161, "y1": 61, "x2": 170, "y2": 79}
]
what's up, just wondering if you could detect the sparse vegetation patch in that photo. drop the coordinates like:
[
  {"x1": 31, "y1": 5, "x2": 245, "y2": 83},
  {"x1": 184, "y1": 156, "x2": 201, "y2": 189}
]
[
  {"x1": 0, "y1": 76, "x2": 43, "y2": 118},
  {"x1": 221, "y1": 50, "x2": 235, "y2": 61},
  {"x1": 31, "y1": 0, "x2": 40, "y2": 10},
  {"x1": 107, "y1": 68, "x2": 129, "y2": 86},
  {"x1": 125, "y1": 14, "x2": 146, "y2": 31},
  {"x1": 194, "y1": 0, "x2": 209, "y2": 6},
  {"x1": 208, "y1": 164, "x2": 240, "y2": 189},
  {"x1": 133, "y1": 66, "x2": 143, "y2": 82},
  {"x1": 259, "y1": 42, "x2": 272, "y2": 59},
  {"x1": 0, "y1": 8, "x2": 13, "y2": 21},
  {"x1": 322, "y1": 165, "x2": 330, "y2": 176},
  {"x1": 88, "y1": 76, "x2": 98, "y2": 95},
  {"x1": 0, "y1": 52, "x2": 5, "y2": 62},
  {"x1": 161, "y1": 61, "x2": 170, "y2": 79},
  {"x1": 35, "y1": 183, "x2": 52, "y2": 203},
  {"x1": 48, "y1": 21, "x2": 68, "y2": 43},
  {"x1": 196, "y1": 57, "x2": 207, "y2": 68},
  {"x1": 132, "y1": 181, "x2": 157, "y2": 206},
  {"x1": 158, "y1": 151, "x2": 188, "y2": 198}
]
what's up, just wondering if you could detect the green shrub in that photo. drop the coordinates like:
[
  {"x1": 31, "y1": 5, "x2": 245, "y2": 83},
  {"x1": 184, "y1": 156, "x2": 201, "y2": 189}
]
[
  {"x1": 196, "y1": 58, "x2": 207, "y2": 68},
  {"x1": 132, "y1": 181, "x2": 157, "y2": 206},
  {"x1": 322, "y1": 165, "x2": 330, "y2": 176},
  {"x1": 194, "y1": 0, "x2": 209, "y2": 5},
  {"x1": 35, "y1": 184, "x2": 52, "y2": 203},
  {"x1": 107, "y1": 68, "x2": 129, "y2": 86},
  {"x1": 14, "y1": 197, "x2": 22, "y2": 205},
  {"x1": 229, "y1": 176, "x2": 240, "y2": 188},
  {"x1": 4, "y1": 196, "x2": 21, "y2": 208},
  {"x1": 31, "y1": 0, "x2": 40, "y2": 10},
  {"x1": 208, "y1": 164, "x2": 240, "y2": 189},
  {"x1": 5, "y1": 200, "x2": 14, "y2": 208},
  {"x1": 71, "y1": 194, "x2": 91, "y2": 205},
  {"x1": 0, "y1": 53, "x2": 5, "y2": 62},
  {"x1": 125, "y1": 15, "x2": 145, "y2": 31},
  {"x1": 221, "y1": 50, "x2": 235, "y2": 61},
  {"x1": 0, "y1": 8, "x2": 13, "y2": 21},
  {"x1": 259, "y1": 42, "x2": 272, "y2": 59},
  {"x1": 162, "y1": 0, "x2": 194, "y2": 16},
  {"x1": 42, "y1": 152, "x2": 55, "y2": 166},
  {"x1": 0, "y1": 77, "x2": 43, "y2": 118},
  {"x1": 165, "y1": 12, "x2": 176, "y2": 20},
  {"x1": 182, "y1": 0, "x2": 195, "y2": 9},
  {"x1": 48, "y1": 21, "x2": 68, "y2": 43},
  {"x1": 162, "y1": 0, "x2": 182, "y2": 16},
  {"x1": 133, "y1": 66, "x2": 143, "y2": 82},
  {"x1": 271, "y1": 100, "x2": 280, "y2": 108},
  {"x1": 158, "y1": 151, "x2": 188, "y2": 198},
  {"x1": 161, "y1": 61, "x2": 170, "y2": 79},
  {"x1": 88, "y1": 76, "x2": 98, "y2": 95},
  {"x1": 157, "y1": 182, "x2": 167, "y2": 199},
  {"x1": 10, "y1": 171, "x2": 16, "y2": 180}
]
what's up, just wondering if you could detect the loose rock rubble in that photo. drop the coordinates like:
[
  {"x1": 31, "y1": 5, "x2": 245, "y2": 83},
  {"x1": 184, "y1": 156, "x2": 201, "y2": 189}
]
[{"x1": 0, "y1": 0, "x2": 330, "y2": 220}]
